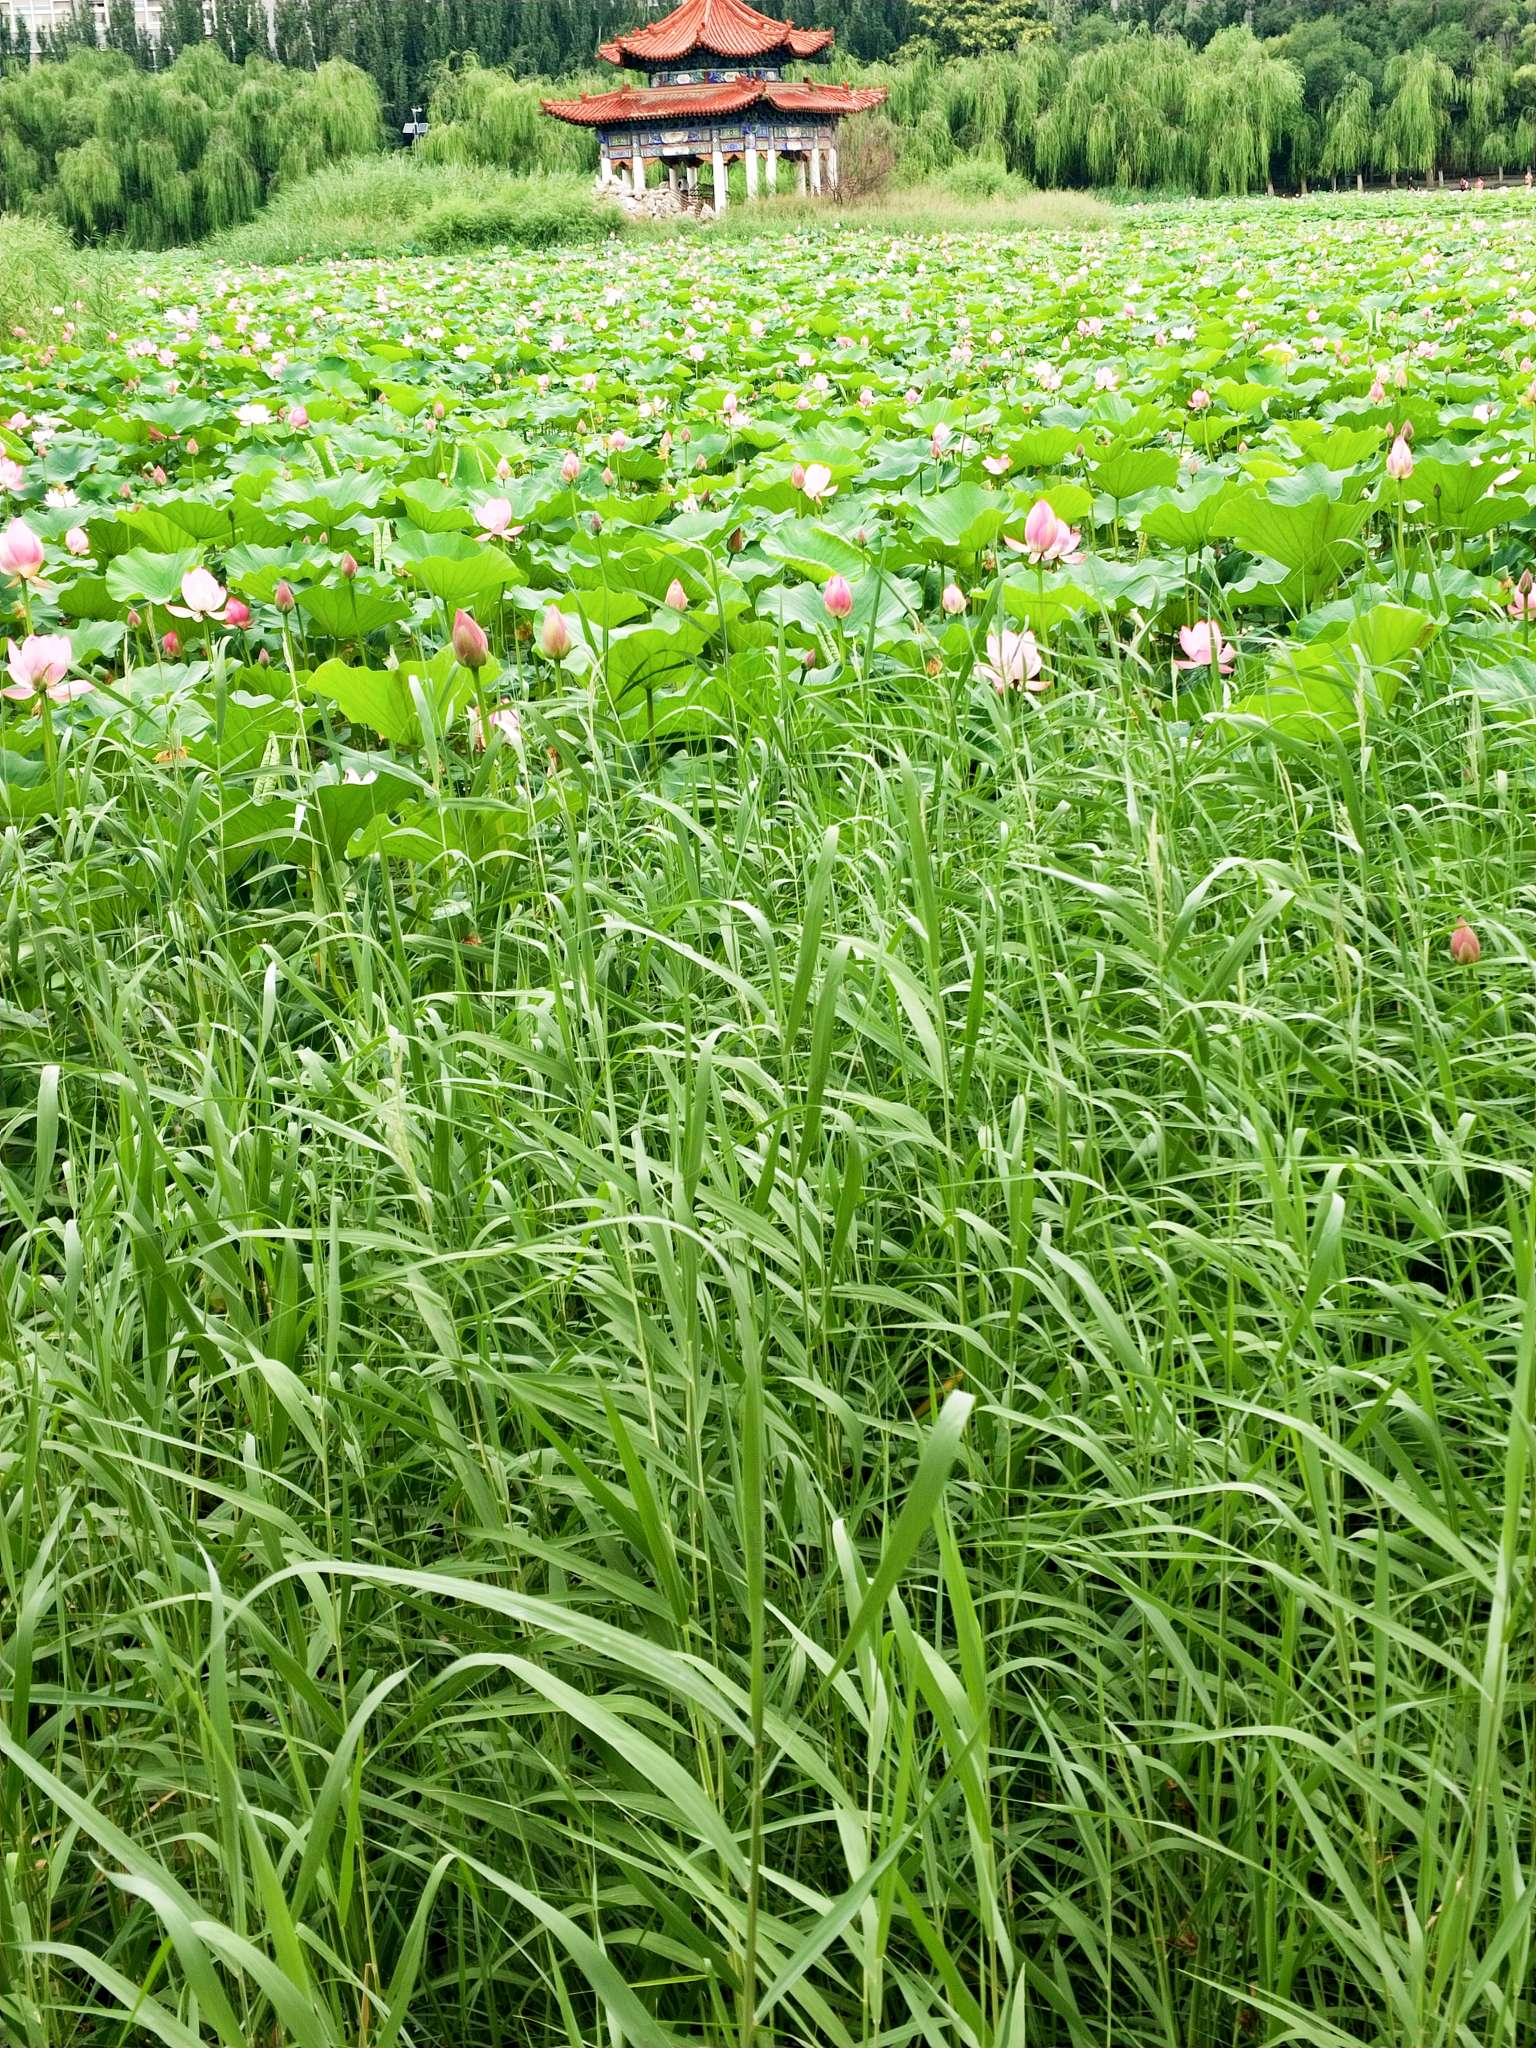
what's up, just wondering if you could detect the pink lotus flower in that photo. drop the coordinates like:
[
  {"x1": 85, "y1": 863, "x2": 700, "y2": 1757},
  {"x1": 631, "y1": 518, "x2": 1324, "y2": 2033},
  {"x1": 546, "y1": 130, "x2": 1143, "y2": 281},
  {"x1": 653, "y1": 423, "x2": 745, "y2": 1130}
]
[
  {"x1": 802, "y1": 462, "x2": 834, "y2": 502},
  {"x1": 1386, "y1": 434, "x2": 1414, "y2": 481},
  {"x1": 467, "y1": 701, "x2": 522, "y2": 751},
  {"x1": 3, "y1": 633, "x2": 83, "y2": 702},
  {"x1": 1450, "y1": 920, "x2": 1481, "y2": 964},
  {"x1": 224, "y1": 597, "x2": 251, "y2": 628},
  {"x1": 1173, "y1": 621, "x2": 1235, "y2": 673},
  {"x1": 65, "y1": 525, "x2": 90, "y2": 556},
  {"x1": 1012, "y1": 498, "x2": 1083, "y2": 566},
  {"x1": 823, "y1": 574, "x2": 854, "y2": 619},
  {"x1": 538, "y1": 604, "x2": 571, "y2": 658},
  {"x1": 982, "y1": 454, "x2": 1011, "y2": 476},
  {"x1": 664, "y1": 578, "x2": 688, "y2": 611},
  {"x1": 1188, "y1": 388, "x2": 1211, "y2": 412},
  {"x1": 941, "y1": 582, "x2": 967, "y2": 615},
  {"x1": 287, "y1": 404, "x2": 309, "y2": 430},
  {"x1": 0, "y1": 517, "x2": 44, "y2": 581},
  {"x1": 560, "y1": 451, "x2": 581, "y2": 484},
  {"x1": 474, "y1": 496, "x2": 522, "y2": 541},
  {"x1": 1369, "y1": 375, "x2": 1387, "y2": 403},
  {"x1": 168, "y1": 567, "x2": 227, "y2": 618},
  {"x1": 977, "y1": 628, "x2": 1045, "y2": 694},
  {"x1": 0, "y1": 456, "x2": 24, "y2": 492}
]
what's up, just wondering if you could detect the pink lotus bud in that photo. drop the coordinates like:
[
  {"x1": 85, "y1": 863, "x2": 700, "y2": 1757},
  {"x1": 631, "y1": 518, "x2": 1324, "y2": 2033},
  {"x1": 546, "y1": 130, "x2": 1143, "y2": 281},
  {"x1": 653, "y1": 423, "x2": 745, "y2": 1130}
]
[
  {"x1": 274, "y1": 580, "x2": 295, "y2": 612},
  {"x1": 941, "y1": 581, "x2": 966, "y2": 615},
  {"x1": 257, "y1": 645, "x2": 270, "y2": 666},
  {"x1": 127, "y1": 608, "x2": 141, "y2": 628},
  {"x1": 0, "y1": 517, "x2": 45, "y2": 581},
  {"x1": 339, "y1": 552, "x2": 359, "y2": 581},
  {"x1": 679, "y1": 426, "x2": 691, "y2": 445},
  {"x1": 664, "y1": 578, "x2": 688, "y2": 611},
  {"x1": 287, "y1": 404, "x2": 309, "y2": 430},
  {"x1": 496, "y1": 456, "x2": 512, "y2": 481},
  {"x1": 538, "y1": 604, "x2": 571, "y2": 658},
  {"x1": 150, "y1": 465, "x2": 167, "y2": 486},
  {"x1": 65, "y1": 525, "x2": 90, "y2": 557},
  {"x1": 432, "y1": 400, "x2": 445, "y2": 421},
  {"x1": 1450, "y1": 920, "x2": 1481, "y2": 964},
  {"x1": 561, "y1": 451, "x2": 581, "y2": 484},
  {"x1": 590, "y1": 512, "x2": 603, "y2": 536},
  {"x1": 727, "y1": 527, "x2": 744, "y2": 554},
  {"x1": 1188, "y1": 388, "x2": 1210, "y2": 412},
  {"x1": 823, "y1": 574, "x2": 854, "y2": 619},
  {"x1": 224, "y1": 597, "x2": 251, "y2": 628},
  {"x1": 602, "y1": 466, "x2": 615, "y2": 488},
  {"x1": 790, "y1": 462, "x2": 807, "y2": 490},
  {"x1": 1386, "y1": 435, "x2": 1414, "y2": 481},
  {"x1": 451, "y1": 607, "x2": 489, "y2": 670},
  {"x1": 1368, "y1": 376, "x2": 1386, "y2": 403},
  {"x1": 184, "y1": 438, "x2": 199, "y2": 456},
  {"x1": 162, "y1": 629, "x2": 180, "y2": 656}
]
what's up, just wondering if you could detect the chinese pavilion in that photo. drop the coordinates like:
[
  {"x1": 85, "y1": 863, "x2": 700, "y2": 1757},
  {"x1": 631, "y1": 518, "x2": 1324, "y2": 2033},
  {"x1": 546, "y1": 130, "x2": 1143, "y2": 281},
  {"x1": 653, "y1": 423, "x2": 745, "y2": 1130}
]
[{"x1": 540, "y1": 0, "x2": 887, "y2": 210}]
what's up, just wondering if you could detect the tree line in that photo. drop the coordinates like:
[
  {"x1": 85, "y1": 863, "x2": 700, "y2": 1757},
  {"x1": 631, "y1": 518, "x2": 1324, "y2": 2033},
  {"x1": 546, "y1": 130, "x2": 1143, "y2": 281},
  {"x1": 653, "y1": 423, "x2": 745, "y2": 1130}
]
[{"x1": 4, "y1": 0, "x2": 1536, "y2": 210}]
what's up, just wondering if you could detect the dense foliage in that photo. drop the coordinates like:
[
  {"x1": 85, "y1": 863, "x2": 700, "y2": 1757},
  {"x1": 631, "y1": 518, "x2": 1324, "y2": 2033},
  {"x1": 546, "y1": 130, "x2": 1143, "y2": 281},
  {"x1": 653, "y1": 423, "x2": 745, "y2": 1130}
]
[
  {"x1": 0, "y1": 45, "x2": 381, "y2": 247},
  {"x1": 2, "y1": 189, "x2": 1536, "y2": 2048}
]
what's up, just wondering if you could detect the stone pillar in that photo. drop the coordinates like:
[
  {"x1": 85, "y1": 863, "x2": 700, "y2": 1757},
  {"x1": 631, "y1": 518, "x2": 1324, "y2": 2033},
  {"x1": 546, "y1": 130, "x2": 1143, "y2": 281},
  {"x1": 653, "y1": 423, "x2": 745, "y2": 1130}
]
[
  {"x1": 827, "y1": 142, "x2": 838, "y2": 194},
  {"x1": 766, "y1": 146, "x2": 779, "y2": 195},
  {"x1": 686, "y1": 163, "x2": 698, "y2": 196},
  {"x1": 598, "y1": 155, "x2": 612, "y2": 189},
  {"x1": 745, "y1": 142, "x2": 759, "y2": 199},
  {"x1": 810, "y1": 144, "x2": 822, "y2": 196},
  {"x1": 631, "y1": 150, "x2": 645, "y2": 194},
  {"x1": 712, "y1": 146, "x2": 727, "y2": 210},
  {"x1": 795, "y1": 156, "x2": 808, "y2": 198},
  {"x1": 667, "y1": 166, "x2": 678, "y2": 197}
]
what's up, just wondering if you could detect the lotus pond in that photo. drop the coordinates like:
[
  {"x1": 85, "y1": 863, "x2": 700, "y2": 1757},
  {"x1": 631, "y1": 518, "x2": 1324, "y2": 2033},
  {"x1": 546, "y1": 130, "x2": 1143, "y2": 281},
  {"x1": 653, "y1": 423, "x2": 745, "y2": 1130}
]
[{"x1": 3, "y1": 192, "x2": 1535, "y2": 2048}]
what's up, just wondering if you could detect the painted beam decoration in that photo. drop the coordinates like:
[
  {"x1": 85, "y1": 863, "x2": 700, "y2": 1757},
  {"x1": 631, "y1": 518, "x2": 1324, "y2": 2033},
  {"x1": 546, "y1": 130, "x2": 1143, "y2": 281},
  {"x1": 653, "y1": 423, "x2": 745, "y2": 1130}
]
[{"x1": 541, "y1": 0, "x2": 886, "y2": 205}]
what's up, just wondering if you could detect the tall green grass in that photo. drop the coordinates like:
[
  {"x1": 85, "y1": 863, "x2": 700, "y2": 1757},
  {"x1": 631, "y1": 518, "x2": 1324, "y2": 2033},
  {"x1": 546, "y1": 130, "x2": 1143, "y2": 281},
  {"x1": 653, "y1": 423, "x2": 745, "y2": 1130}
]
[
  {"x1": 0, "y1": 212, "x2": 122, "y2": 343},
  {"x1": 2, "y1": 604, "x2": 1533, "y2": 2044},
  {"x1": 208, "y1": 156, "x2": 614, "y2": 262}
]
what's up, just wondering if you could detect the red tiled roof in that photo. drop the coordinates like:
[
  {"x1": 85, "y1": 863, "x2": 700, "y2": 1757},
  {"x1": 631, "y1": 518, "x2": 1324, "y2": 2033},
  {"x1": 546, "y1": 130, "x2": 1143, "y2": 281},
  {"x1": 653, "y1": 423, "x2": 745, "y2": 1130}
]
[
  {"x1": 542, "y1": 76, "x2": 886, "y2": 126},
  {"x1": 595, "y1": 0, "x2": 834, "y2": 67}
]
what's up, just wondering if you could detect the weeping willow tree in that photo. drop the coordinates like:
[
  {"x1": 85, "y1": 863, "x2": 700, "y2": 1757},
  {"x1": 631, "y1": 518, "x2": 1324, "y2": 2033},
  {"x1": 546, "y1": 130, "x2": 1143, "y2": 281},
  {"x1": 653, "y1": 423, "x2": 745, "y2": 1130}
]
[
  {"x1": 1185, "y1": 26, "x2": 1303, "y2": 196},
  {"x1": 1035, "y1": 32, "x2": 1194, "y2": 191},
  {"x1": 1459, "y1": 46, "x2": 1510, "y2": 176},
  {"x1": 1382, "y1": 46, "x2": 1458, "y2": 183},
  {"x1": 1318, "y1": 74, "x2": 1374, "y2": 190},
  {"x1": 422, "y1": 61, "x2": 597, "y2": 175},
  {"x1": 0, "y1": 44, "x2": 380, "y2": 246}
]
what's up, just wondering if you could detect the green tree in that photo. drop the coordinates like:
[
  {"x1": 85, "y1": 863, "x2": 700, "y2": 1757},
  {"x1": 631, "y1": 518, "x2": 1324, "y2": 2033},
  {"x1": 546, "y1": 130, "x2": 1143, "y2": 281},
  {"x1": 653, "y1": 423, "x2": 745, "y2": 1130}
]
[{"x1": 907, "y1": 0, "x2": 1049, "y2": 60}]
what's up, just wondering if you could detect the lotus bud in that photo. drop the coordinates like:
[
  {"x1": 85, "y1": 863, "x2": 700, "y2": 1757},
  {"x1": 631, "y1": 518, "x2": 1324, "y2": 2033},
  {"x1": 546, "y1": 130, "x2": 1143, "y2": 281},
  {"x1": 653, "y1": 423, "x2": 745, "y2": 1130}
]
[
  {"x1": 496, "y1": 456, "x2": 511, "y2": 481},
  {"x1": 791, "y1": 462, "x2": 807, "y2": 490},
  {"x1": 150, "y1": 465, "x2": 167, "y2": 486},
  {"x1": 1386, "y1": 434, "x2": 1414, "y2": 481},
  {"x1": 941, "y1": 581, "x2": 966, "y2": 615},
  {"x1": 185, "y1": 438, "x2": 198, "y2": 455},
  {"x1": 127, "y1": 608, "x2": 141, "y2": 628},
  {"x1": 1450, "y1": 921, "x2": 1481, "y2": 965},
  {"x1": 728, "y1": 527, "x2": 745, "y2": 553},
  {"x1": 224, "y1": 597, "x2": 251, "y2": 628},
  {"x1": 340, "y1": 552, "x2": 359, "y2": 580},
  {"x1": 664, "y1": 578, "x2": 688, "y2": 611},
  {"x1": 538, "y1": 604, "x2": 571, "y2": 658},
  {"x1": 602, "y1": 466, "x2": 615, "y2": 488},
  {"x1": 274, "y1": 580, "x2": 295, "y2": 612},
  {"x1": 679, "y1": 426, "x2": 691, "y2": 445},
  {"x1": 162, "y1": 629, "x2": 180, "y2": 656},
  {"x1": 823, "y1": 574, "x2": 854, "y2": 619},
  {"x1": 65, "y1": 525, "x2": 90, "y2": 556},
  {"x1": 0, "y1": 517, "x2": 45, "y2": 580},
  {"x1": 257, "y1": 645, "x2": 270, "y2": 665},
  {"x1": 287, "y1": 404, "x2": 309, "y2": 429},
  {"x1": 451, "y1": 608, "x2": 489, "y2": 670},
  {"x1": 432, "y1": 400, "x2": 445, "y2": 421},
  {"x1": 561, "y1": 451, "x2": 581, "y2": 483}
]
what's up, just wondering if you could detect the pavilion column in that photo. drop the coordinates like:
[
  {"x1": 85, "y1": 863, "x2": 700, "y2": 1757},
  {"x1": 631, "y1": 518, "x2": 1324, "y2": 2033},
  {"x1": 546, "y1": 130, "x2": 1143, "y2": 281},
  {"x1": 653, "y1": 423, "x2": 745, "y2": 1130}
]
[
  {"x1": 712, "y1": 145, "x2": 727, "y2": 210},
  {"x1": 745, "y1": 141, "x2": 759, "y2": 199},
  {"x1": 686, "y1": 163, "x2": 698, "y2": 195},
  {"x1": 766, "y1": 146, "x2": 779, "y2": 195},
  {"x1": 667, "y1": 166, "x2": 678, "y2": 196},
  {"x1": 795, "y1": 156, "x2": 807, "y2": 198},
  {"x1": 631, "y1": 149, "x2": 645, "y2": 194},
  {"x1": 598, "y1": 154, "x2": 612, "y2": 189},
  {"x1": 810, "y1": 144, "x2": 822, "y2": 195},
  {"x1": 827, "y1": 140, "x2": 838, "y2": 193}
]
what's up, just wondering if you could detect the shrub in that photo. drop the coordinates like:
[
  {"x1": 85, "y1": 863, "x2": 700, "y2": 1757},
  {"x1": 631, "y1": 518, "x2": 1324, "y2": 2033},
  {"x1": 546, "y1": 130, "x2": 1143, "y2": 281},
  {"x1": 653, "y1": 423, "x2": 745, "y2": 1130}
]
[{"x1": 834, "y1": 113, "x2": 900, "y2": 202}]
